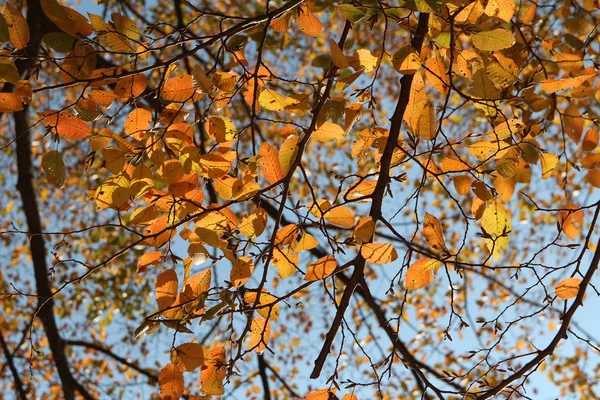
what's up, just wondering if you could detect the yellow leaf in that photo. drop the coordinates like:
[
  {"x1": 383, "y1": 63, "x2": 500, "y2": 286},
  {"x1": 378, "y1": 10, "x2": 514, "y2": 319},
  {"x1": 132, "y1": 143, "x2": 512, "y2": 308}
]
[
  {"x1": 259, "y1": 88, "x2": 287, "y2": 111},
  {"x1": 239, "y1": 208, "x2": 268, "y2": 238},
  {"x1": 555, "y1": 277, "x2": 582, "y2": 299},
  {"x1": 295, "y1": 233, "x2": 319, "y2": 251},
  {"x1": 273, "y1": 247, "x2": 298, "y2": 279},
  {"x1": 158, "y1": 363, "x2": 184, "y2": 400},
  {"x1": 349, "y1": 48, "x2": 378, "y2": 73},
  {"x1": 305, "y1": 256, "x2": 337, "y2": 281},
  {"x1": 415, "y1": 101, "x2": 438, "y2": 140},
  {"x1": 486, "y1": 119, "x2": 526, "y2": 140},
  {"x1": 243, "y1": 291, "x2": 280, "y2": 319},
  {"x1": 472, "y1": 28, "x2": 514, "y2": 51},
  {"x1": 279, "y1": 134, "x2": 299, "y2": 176},
  {"x1": 481, "y1": 199, "x2": 511, "y2": 260},
  {"x1": 207, "y1": 116, "x2": 236, "y2": 143},
  {"x1": 102, "y1": 147, "x2": 126, "y2": 175},
  {"x1": 248, "y1": 317, "x2": 271, "y2": 353},
  {"x1": 392, "y1": 46, "x2": 420, "y2": 74},
  {"x1": 361, "y1": 243, "x2": 398, "y2": 264},
  {"x1": 405, "y1": 258, "x2": 442, "y2": 290},
  {"x1": 540, "y1": 153, "x2": 558, "y2": 179},
  {"x1": 41, "y1": 150, "x2": 66, "y2": 189},
  {"x1": 483, "y1": 0, "x2": 515, "y2": 22},
  {"x1": 314, "y1": 121, "x2": 345, "y2": 143},
  {"x1": 324, "y1": 205, "x2": 355, "y2": 229}
]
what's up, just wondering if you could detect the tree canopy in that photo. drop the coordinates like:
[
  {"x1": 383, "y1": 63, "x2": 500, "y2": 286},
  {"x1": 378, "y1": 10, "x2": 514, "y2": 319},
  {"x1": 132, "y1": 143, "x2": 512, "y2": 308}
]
[{"x1": 1, "y1": 0, "x2": 600, "y2": 398}]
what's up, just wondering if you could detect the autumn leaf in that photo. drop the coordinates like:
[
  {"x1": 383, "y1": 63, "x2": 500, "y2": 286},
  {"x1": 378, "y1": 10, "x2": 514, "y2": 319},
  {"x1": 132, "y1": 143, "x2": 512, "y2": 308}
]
[
  {"x1": 554, "y1": 277, "x2": 582, "y2": 299},
  {"x1": 305, "y1": 256, "x2": 337, "y2": 281},
  {"x1": 361, "y1": 243, "x2": 398, "y2": 264},
  {"x1": 158, "y1": 363, "x2": 184, "y2": 400},
  {"x1": 258, "y1": 142, "x2": 284, "y2": 185},
  {"x1": 405, "y1": 258, "x2": 442, "y2": 290},
  {"x1": 247, "y1": 317, "x2": 271, "y2": 353}
]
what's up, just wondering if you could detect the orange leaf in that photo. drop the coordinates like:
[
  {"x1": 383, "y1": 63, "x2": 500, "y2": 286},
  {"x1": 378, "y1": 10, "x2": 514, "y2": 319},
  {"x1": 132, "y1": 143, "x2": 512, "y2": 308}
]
[
  {"x1": 4, "y1": 4, "x2": 29, "y2": 50},
  {"x1": 200, "y1": 347, "x2": 226, "y2": 395},
  {"x1": 275, "y1": 224, "x2": 299, "y2": 247},
  {"x1": 324, "y1": 205, "x2": 355, "y2": 229},
  {"x1": 137, "y1": 251, "x2": 162, "y2": 273},
  {"x1": 231, "y1": 257, "x2": 254, "y2": 287},
  {"x1": 248, "y1": 317, "x2": 271, "y2": 353},
  {"x1": 361, "y1": 243, "x2": 398, "y2": 264},
  {"x1": 296, "y1": 6, "x2": 322, "y2": 37},
  {"x1": 124, "y1": 109, "x2": 152, "y2": 139},
  {"x1": 305, "y1": 256, "x2": 337, "y2": 281},
  {"x1": 163, "y1": 75, "x2": 195, "y2": 102},
  {"x1": 181, "y1": 269, "x2": 211, "y2": 303},
  {"x1": 173, "y1": 343, "x2": 209, "y2": 372},
  {"x1": 114, "y1": 74, "x2": 148, "y2": 100},
  {"x1": 158, "y1": 363, "x2": 184, "y2": 400},
  {"x1": 554, "y1": 277, "x2": 582, "y2": 299},
  {"x1": 582, "y1": 128, "x2": 599, "y2": 152},
  {"x1": 405, "y1": 258, "x2": 442, "y2": 290},
  {"x1": 306, "y1": 389, "x2": 336, "y2": 400},
  {"x1": 258, "y1": 142, "x2": 284, "y2": 185},
  {"x1": 0, "y1": 93, "x2": 23, "y2": 112},
  {"x1": 243, "y1": 291, "x2": 280, "y2": 319},
  {"x1": 353, "y1": 216, "x2": 375, "y2": 244},
  {"x1": 156, "y1": 269, "x2": 178, "y2": 310},
  {"x1": 540, "y1": 74, "x2": 594, "y2": 94},
  {"x1": 314, "y1": 121, "x2": 345, "y2": 143},
  {"x1": 40, "y1": 0, "x2": 93, "y2": 37},
  {"x1": 422, "y1": 213, "x2": 448, "y2": 256}
]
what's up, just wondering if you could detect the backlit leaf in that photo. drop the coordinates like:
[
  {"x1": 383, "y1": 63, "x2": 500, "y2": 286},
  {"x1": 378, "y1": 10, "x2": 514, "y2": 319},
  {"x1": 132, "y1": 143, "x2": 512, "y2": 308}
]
[
  {"x1": 305, "y1": 255, "x2": 337, "y2": 281},
  {"x1": 248, "y1": 317, "x2": 271, "y2": 353},
  {"x1": 158, "y1": 363, "x2": 184, "y2": 400},
  {"x1": 405, "y1": 258, "x2": 442, "y2": 290},
  {"x1": 555, "y1": 277, "x2": 582, "y2": 299},
  {"x1": 41, "y1": 150, "x2": 66, "y2": 189},
  {"x1": 156, "y1": 269, "x2": 178, "y2": 311},
  {"x1": 361, "y1": 243, "x2": 398, "y2": 264},
  {"x1": 472, "y1": 28, "x2": 514, "y2": 51},
  {"x1": 258, "y1": 142, "x2": 284, "y2": 185}
]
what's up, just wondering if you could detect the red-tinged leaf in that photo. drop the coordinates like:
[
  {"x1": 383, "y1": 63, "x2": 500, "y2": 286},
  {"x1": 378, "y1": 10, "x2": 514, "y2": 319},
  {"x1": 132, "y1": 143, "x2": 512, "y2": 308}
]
[
  {"x1": 554, "y1": 277, "x2": 582, "y2": 299},
  {"x1": 173, "y1": 343, "x2": 209, "y2": 372},
  {"x1": 305, "y1": 256, "x2": 337, "y2": 281},
  {"x1": 4, "y1": 4, "x2": 29, "y2": 50},
  {"x1": 405, "y1": 258, "x2": 442, "y2": 290},
  {"x1": 114, "y1": 73, "x2": 148, "y2": 100},
  {"x1": 361, "y1": 243, "x2": 398, "y2": 264},
  {"x1": 201, "y1": 347, "x2": 226, "y2": 395},
  {"x1": 0, "y1": 92, "x2": 23, "y2": 112},
  {"x1": 156, "y1": 269, "x2": 178, "y2": 311},
  {"x1": 258, "y1": 142, "x2": 284, "y2": 185},
  {"x1": 296, "y1": 6, "x2": 322, "y2": 37},
  {"x1": 158, "y1": 363, "x2": 184, "y2": 400},
  {"x1": 49, "y1": 112, "x2": 90, "y2": 140},
  {"x1": 248, "y1": 317, "x2": 271, "y2": 353},
  {"x1": 163, "y1": 75, "x2": 195, "y2": 102},
  {"x1": 137, "y1": 251, "x2": 163, "y2": 273}
]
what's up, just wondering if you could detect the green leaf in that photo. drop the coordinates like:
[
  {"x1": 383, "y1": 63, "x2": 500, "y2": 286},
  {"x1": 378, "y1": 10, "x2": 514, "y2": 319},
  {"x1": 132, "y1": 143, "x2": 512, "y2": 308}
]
[
  {"x1": 0, "y1": 13, "x2": 9, "y2": 43},
  {"x1": 43, "y1": 32, "x2": 77, "y2": 53},
  {"x1": 41, "y1": 150, "x2": 66, "y2": 188},
  {"x1": 0, "y1": 58, "x2": 19, "y2": 84},
  {"x1": 338, "y1": 4, "x2": 366, "y2": 23}
]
